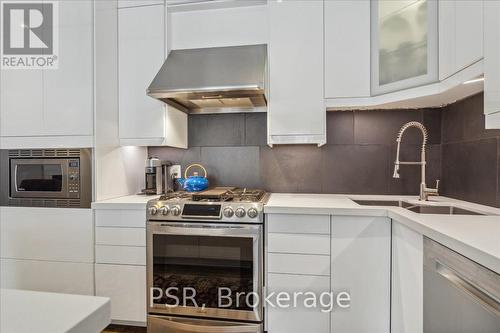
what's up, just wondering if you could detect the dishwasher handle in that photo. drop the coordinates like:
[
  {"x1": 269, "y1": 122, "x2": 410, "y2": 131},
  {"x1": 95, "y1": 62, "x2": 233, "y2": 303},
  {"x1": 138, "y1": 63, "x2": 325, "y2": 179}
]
[{"x1": 435, "y1": 260, "x2": 500, "y2": 317}]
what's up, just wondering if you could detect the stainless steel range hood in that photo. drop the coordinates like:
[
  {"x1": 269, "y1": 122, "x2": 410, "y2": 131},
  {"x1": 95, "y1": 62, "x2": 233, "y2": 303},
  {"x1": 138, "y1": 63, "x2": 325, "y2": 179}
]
[{"x1": 147, "y1": 44, "x2": 267, "y2": 114}]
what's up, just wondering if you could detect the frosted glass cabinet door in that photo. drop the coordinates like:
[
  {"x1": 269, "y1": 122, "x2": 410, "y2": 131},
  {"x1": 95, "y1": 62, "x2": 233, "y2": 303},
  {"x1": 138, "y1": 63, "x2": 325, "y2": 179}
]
[{"x1": 371, "y1": 0, "x2": 438, "y2": 95}]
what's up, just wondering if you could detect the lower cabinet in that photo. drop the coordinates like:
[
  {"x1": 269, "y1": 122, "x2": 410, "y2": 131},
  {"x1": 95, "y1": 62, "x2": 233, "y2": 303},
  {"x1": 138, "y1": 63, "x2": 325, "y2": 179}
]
[
  {"x1": 0, "y1": 207, "x2": 94, "y2": 295},
  {"x1": 95, "y1": 264, "x2": 146, "y2": 324},
  {"x1": 94, "y1": 207, "x2": 147, "y2": 325},
  {"x1": 0, "y1": 258, "x2": 94, "y2": 295},
  {"x1": 266, "y1": 213, "x2": 391, "y2": 333},
  {"x1": 331, "y1": 216, "x2": 391, "y2": 333},
  {"x1": 391, "y1": 222, "x2": 424, "y2": 333}
]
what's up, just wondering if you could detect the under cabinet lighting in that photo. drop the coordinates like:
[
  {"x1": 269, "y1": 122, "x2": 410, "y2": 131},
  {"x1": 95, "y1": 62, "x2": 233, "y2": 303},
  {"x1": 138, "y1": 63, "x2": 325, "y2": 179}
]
[{"x1": 463, "y1": 77, "x2": 485, "y2": 85}]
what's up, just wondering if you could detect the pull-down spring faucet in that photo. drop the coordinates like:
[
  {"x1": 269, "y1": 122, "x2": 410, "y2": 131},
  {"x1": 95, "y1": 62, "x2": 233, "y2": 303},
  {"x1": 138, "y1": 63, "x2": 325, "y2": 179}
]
[{"x1": 393, "y1": 121, "x2": 439, "y2": 201}]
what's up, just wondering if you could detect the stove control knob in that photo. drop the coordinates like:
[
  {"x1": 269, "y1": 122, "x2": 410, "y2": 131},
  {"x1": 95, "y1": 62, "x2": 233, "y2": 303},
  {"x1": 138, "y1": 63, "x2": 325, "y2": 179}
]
[
  {"x1": 247, "y1": 208, "x2": 258, "y2": 219},
  {"x1": 223, "y1": 207, "x2": 234, "y2": 218},
  {"x1": 148, "y1": 206, "x2": 158, "y2": 215},
  {"x1": 159, "y1": 206, "x2": 169, "y2": 216},
  {"x1": 235, "y1": 207, "x2": 246, "y2": 218},
  {"x1": 171, "y1": 205, "x2": 181, "y2": 216}
]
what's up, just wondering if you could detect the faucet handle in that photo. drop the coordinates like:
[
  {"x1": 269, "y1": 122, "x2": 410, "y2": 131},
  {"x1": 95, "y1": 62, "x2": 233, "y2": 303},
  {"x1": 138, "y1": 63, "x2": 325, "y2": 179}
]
[{"x1": 435, "y1": 179, "x2": 440, "y2": 191}]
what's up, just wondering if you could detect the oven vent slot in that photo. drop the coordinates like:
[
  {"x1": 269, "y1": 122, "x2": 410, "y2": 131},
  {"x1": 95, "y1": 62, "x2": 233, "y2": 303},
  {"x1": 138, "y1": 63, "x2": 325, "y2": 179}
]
[
  {"x1": 7, "y1": 149, "x2": 81, "y2": 158},
  {"x1": 8, "y1": 198, "x2": 81, "y2": 208}
]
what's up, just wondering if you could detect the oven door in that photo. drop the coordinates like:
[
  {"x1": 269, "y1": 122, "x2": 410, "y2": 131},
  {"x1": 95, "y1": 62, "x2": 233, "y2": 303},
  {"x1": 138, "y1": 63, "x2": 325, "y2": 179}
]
[
  {"x1": 147, "y1": 221, "x2": 263, "y2": 322},
  {"x1": 148, "y1": 315, "x2": 263, "y2": 333},
  {"x1": 10, "y1": 159, "x2": 69, "y2": 199}
]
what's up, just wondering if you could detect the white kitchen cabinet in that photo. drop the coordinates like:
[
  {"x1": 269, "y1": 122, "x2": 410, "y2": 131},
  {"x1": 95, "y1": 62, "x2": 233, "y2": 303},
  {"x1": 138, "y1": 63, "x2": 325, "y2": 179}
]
[
  {"x1": 331, "y1": 216, "x2": 391, "y2": 333},
  {"x1": 118, "y1": 4, "x2": 165, "y2": 144},
  {"x1": 371, "y1": 0, "x2": 438, "y2": 95},
  {"x1": 484, "y1": 0, "x2": 500, "y2": 128},
  {"x1": 267, "y1": 273, "x2": 330, "y2": 333},
  {"x1": 0, "y1": 207, "x2": 93, "y2": 263},
  {"x1": 93, "y1": 207, "x2": 147, "y2": 324},
  {"x1": 0, "y1": 0, "x2": 93, "y2": 148},
  {"x1": 391, "y1": 222, "x2": 424, "y2": 333},
  {"x1": 439, "y1": 0, "x2": 483, "y2": 80},
  {"x1": 0, "y1": 70, "x2": 44, "y2": 137},
  {"x1": 118, "y1": 4, "x2": 187, "y2": 147},
  {"x1": 95, "y1": 264, "x2": 147, "y2": 324},
  {"x1": 268, "y1": 0, "x2": 325, "y2": 146},
  {"x1": 43, "y1": 0, "x2": 94, "y2": 136},
  {"x1": 0, "y1": 258, "x2": 94, "y2": 295},
  {"x1": 266, "y1": 213, "x2": 331, "y2": 333},
  {"x1": 324, "y1": 0, "x2": 370, "y2": 99},
  {"x1": 0, "y1": 206, "x2": 94, "y2": 296}
]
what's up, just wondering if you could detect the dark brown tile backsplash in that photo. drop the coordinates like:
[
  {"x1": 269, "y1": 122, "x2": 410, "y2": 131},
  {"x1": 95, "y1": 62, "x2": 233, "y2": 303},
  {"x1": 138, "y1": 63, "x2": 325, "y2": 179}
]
[{"x1": 149, "y1": 92, "x2": 500, "y2": 207}]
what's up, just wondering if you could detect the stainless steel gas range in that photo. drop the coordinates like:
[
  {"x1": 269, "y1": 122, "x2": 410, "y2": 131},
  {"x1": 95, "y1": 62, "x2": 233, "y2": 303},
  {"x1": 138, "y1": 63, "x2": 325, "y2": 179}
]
[{"x1": 146, "y1": 187, "x2": 269, "y2": 333}]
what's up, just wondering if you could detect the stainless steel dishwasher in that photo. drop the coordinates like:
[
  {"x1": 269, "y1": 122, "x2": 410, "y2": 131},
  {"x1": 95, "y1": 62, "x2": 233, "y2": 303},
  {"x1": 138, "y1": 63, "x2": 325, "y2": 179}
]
[{"x1": 423, "y1": 237, "x2": 500, "y2": 333}]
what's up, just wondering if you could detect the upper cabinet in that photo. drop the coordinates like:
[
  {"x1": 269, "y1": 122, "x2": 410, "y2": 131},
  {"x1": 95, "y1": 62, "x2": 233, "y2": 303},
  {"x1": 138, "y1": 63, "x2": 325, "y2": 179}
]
[
  {"x1": 324, "y1": 0, "x2": 371, "y2": 99},
  {"x1": 484, "y1": 0, "x2": 500, "y2": 128},
  {"x1": 0, "y1": 0, "x2": 94, "y2": 148},
  {"x1": 268, "y1": 0, "x2": 325, "y2": 146},
  {"x1": 439, "y1": 0, "x2": 483, "y2": 80},
  {"x1": 371, "y1": 0, "x2": 438, "y2": 95},
  {"x1": 117, "y1": 2, "x2": 187, "y2": 147}
]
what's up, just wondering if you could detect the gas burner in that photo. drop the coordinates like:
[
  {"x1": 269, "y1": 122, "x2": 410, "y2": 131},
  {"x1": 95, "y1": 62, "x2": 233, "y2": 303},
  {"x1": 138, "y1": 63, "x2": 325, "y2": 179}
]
[{"x1": 148, "y1": 187, "x2": 269, "y2": 223}]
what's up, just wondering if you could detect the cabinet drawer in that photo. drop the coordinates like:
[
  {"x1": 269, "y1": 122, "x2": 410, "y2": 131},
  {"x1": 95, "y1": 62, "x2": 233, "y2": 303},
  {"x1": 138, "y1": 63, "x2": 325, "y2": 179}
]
[
  {"x1": 95, "y1": 264, "x2": 146, "y2": 324},
  {"x1": 95, "y1": 245, "x2": 146, "y2": 265},
  {"x1": 267, "y1": 273, "x2": 330, "y2": 333},
  {"x1": 95, "y1": 209, "x2": 145, "y2": 228},
  {"x1": 267, "y1": 214, "x2": 330, "y2": 234},
  {"x1": 96, "y1": 227, "x2": 145, "y2": 247},
  {"x1": 268, "y1": 233, "x2": 330, "y2": 255},
  {"x1": 268, "y1": 253, "x2": 330, "y2": 276}
]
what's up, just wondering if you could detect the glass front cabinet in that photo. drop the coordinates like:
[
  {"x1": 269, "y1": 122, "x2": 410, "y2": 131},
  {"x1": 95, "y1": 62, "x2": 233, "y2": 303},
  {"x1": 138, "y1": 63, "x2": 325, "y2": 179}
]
[{"x1": 371, "y1": 0, "x2": 438, "y2": 95}]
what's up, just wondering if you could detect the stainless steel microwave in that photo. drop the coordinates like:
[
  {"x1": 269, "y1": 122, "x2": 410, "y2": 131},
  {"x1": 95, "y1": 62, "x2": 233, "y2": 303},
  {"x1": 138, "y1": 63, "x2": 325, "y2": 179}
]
[{"x1": 0, "y1": 149, "x2": 91, "y2": 208}]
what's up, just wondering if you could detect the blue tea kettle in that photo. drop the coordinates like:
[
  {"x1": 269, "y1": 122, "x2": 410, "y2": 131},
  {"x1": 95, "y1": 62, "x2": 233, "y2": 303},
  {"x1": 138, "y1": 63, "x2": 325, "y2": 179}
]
[{"x1": 177, "y1": 164, "x2": 209, "y2": 192}]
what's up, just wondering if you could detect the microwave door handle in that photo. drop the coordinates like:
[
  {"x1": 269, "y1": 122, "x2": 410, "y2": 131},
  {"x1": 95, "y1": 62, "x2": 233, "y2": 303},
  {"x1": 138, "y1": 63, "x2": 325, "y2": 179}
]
[
  {"x1": 435, "y1": 260, "x2": 500, "y2": 317},
  {"x1": 153, "y1": 317, "x2": 260, "y2": 333},
  {"x1": 14, "y1": 164, "x2": 18, "y2": 192}
]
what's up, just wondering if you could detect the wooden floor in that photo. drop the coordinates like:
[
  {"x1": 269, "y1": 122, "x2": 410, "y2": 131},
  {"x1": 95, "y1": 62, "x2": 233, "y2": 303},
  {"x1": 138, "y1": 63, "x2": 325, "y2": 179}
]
[{"x1": 102, "y1": 324, "x2": 147, "y2": 333}]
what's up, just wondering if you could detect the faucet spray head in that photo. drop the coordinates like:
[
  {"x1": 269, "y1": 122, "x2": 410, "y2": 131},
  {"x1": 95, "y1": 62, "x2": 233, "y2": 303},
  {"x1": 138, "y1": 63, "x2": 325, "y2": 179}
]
[{"x1": 393, "y1": 164, "x2": 400, "y2": 179}]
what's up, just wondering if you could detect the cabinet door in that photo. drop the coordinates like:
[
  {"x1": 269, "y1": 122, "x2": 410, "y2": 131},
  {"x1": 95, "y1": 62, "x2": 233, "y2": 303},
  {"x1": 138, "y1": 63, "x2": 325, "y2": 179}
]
[
  {"x1": 331, "y1": 216, "x2": 391, "y2": 333},
  {"x1": 267, "y1": 273, "x2": 330, "y2": 333},
  {"x1": 43, "y1": 0, "x2": 94, "y2": 136},
  {"x1": 118, "y1": 5, "x2": 166, "y2": 143},
  {"x1": 1, "y1": 258, "x2": 94, "y2": 295},
  {"x1": 371, "y1": 0, "x2": 438, "y2": 95},
  {"x1": 0, "y1": 207, "x2": 93, "y2": 263},
  {"x1": 0, "y1": 70, "x2": 44, "y2": 137},
  {"x1": 439, "y1": 0, "x2": 483, "y2": 80},
  {"x1": 391, "y1": 222, "x2": 423, "y2": 333},
  {"x1": 325, "y1": 0, "x2": 370, "y2": 98},
  {"x1": 484, "y1": 0, "x2": 500, "y2": 126},
  {"x1": 95, "y1": 264, "x2": 147, "y2": 324},
  {"x1": 268, "y1": 0, "x2": 325, "y2": 145}
]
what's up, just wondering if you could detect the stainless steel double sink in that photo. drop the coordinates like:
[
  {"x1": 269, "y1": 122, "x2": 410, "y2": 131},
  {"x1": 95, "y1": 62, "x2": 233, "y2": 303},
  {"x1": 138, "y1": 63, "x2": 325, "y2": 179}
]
[{"x1": 351, "y1": 199, "x2": 487, "y2": 216}]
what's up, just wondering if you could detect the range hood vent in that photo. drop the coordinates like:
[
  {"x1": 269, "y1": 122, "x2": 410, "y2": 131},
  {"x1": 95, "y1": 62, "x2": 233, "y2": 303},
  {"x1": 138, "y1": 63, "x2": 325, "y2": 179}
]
[{"x1": 147, "y1": 44, "x2": 267, "y2": 114}]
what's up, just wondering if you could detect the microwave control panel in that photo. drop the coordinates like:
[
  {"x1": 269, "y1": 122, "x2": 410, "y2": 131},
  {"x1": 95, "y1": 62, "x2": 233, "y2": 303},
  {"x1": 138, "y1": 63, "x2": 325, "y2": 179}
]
[{"x1": 68, "y1": 159, "x2": 80, "y2": 198}]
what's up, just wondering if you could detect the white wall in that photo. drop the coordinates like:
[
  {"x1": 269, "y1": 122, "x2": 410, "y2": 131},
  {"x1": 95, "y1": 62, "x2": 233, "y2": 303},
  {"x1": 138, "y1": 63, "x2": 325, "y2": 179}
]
[
  {"x1": 169, "y1": 5, "x2": 268, "y2": 50},
  {"x1": 94, "y1": 0, "x2": 146, "y2": 201}
]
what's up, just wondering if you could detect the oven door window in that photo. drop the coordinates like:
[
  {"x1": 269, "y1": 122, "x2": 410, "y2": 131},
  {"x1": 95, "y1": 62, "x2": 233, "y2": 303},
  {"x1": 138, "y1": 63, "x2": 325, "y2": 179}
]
[
  {"x1": 15, "y1": 163, "x2": 63, "y2": 192},
  {"x1": 152, "y1": 234, "x2": 255, "y2": 311}
]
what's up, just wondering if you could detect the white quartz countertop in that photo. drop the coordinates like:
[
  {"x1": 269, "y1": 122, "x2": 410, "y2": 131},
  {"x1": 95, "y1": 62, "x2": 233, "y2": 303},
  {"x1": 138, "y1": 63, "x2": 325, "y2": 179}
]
[
  {"x1": 265, "y1": 194, "x2": 500, "y2": 274},
  {"x1": 92, "y1": 194, "x2": 160, "y2": 210},
  {"x1": 0, "y1": 289, "x2": 110, "y2": 333}
]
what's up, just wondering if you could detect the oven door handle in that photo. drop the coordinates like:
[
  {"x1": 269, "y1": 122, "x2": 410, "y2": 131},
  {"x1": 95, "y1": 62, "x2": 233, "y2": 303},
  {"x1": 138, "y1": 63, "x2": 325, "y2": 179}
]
[
  {"x1": 151, "y1": 317, "x2": 261, "y2": 333},
  {"x1": 151, "y1": 223, "x2": 261, "y2": 237},
  {"x1": 435, "y1": 260, "x2": 500, "y2": 317}
]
